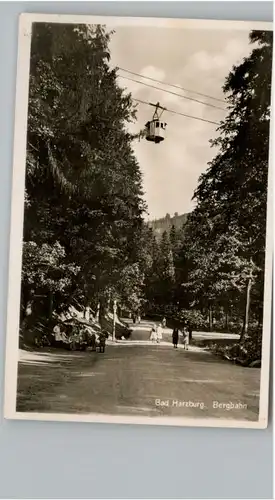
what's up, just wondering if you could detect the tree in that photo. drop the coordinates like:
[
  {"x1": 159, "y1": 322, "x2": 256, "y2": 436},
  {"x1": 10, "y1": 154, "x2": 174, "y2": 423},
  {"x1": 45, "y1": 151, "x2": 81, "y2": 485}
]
[
  {"x1": 21, "y1": 241, "x2": 80, "y2": 322},
  {"x1": 146, "y1": 230, "x2": 176, "y2": 308},
  {"x1": 115, "y1": 263, "x2": 145, "y2": 314},
  {"x1": 181, "y1": 30, "x2": 272, "y2": 337},
  {"x1": 22, "y1": 22, "x2": 146, "y2": 334},
  {"x1": 142, "y1": 228, "x2": 163, "y2": 310}
]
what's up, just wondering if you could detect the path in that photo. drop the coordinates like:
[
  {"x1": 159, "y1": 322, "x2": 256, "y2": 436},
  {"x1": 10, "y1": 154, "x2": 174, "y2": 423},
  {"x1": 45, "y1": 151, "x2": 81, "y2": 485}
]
[
  {"x1": 17, "y1": 321, "x2": 260, "y2": 421},
  {"x1": 120, "y1": 319, "x2": 239, "y2": 348}
]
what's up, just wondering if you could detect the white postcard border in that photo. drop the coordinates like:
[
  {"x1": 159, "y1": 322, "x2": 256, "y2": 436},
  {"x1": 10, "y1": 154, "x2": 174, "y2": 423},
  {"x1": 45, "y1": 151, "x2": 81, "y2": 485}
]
[{"x1": 3, "y1": 13, "x2": 273, "y2": 430}]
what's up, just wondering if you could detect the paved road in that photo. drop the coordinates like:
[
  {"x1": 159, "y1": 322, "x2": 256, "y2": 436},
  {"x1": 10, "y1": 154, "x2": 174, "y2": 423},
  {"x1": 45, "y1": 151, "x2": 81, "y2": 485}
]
[
  {"x1": 17, "y1": 321, "x2": 260, "y2": 421},
  {"x1": 126, "y1": 321, "x2": 173, "y2": 342}
]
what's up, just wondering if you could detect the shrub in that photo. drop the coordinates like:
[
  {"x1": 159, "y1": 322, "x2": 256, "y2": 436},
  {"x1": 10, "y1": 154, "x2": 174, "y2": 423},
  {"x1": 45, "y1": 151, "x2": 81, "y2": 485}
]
[{"x1": 209, "y1": 335, "x2": 262, "y2": 366}]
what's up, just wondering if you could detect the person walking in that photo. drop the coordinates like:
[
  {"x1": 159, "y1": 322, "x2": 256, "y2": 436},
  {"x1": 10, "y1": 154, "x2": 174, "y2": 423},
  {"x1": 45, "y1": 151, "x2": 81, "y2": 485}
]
[
  {"x1": 98, "y1": 331, "x2": 106, "y2": 353},
  {"x1": 186, "y1": 320, "x2": 193, "y2": 343},
  {"x1": 183, "y1": 325, "x2": 190, "y2": 350},
  {"x1": 162, "y1": 317, "x2": 166, "y2": 328},
  {"x1": 150, "y1": 324, "x2": 157, "y2": 344},
  {"x1": 172, "y1": 327, "x2": 179, "y2": 348},
  {"x1": 156, "y1": 323, "x2": 163, "y2": 344},
  {"x1": 90, "y1": 332, "x2": 97, "y2": 351}
]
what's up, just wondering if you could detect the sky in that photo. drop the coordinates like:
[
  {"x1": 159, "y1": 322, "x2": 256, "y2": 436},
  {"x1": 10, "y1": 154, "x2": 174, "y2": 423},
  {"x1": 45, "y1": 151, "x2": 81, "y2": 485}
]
[{"x1": 108, "y1": 24, "x2": 254, "y2": 220}]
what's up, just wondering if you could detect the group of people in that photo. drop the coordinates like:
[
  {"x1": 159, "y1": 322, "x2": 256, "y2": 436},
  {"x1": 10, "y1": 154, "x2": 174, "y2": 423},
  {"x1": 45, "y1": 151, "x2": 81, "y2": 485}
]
[
  {"x1": 149, "y1": 319, "x2": 191, "y2": 350},
  {"x1": 172, "y1": 326, "x2": 189, "y2": 350},
  {"x1": 149, "y1": 323, "x2": 163, "y2": 343},
  {"x1": 52, "y1": 323, "x2": 108, "y2": 352},
  {"x1": 88, "y1": 331, "x2": 108, "y2": 353},
  {"x1": 149, "y1": 317, "x2": 167, "y2": 343},
  {"x1": 130, "y1": 313, "x2": 142, "y2": 324}
]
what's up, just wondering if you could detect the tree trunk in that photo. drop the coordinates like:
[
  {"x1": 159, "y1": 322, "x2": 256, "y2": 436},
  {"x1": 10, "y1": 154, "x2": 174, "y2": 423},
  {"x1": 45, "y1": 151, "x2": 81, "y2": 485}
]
[
  {"x1": 225, "y1": 311, "x2": 229, "y2": 330},
  {"x1": 257, "y1": 308, "x2": 263, "y2": 329},
  {"x1": 83, "y1": 299, "x2": 90, "y2": 320},
  {"x1": 208, "y1": 304, "x2": 213, "y2": 332},
  {"x1": 240, "y1": 260, "x2": 253, "y2": 342},
  {"x1": 48, "y1": 291, "x2": 53, "y2": 319},
  {"x1": 106, "y1": 291, "x2": 111, "y2": 313},
  {"x1": 112, "y1": 300, "x2": 117, "y2": 341},
  {"x1": 240, "y1": 276, "x2": 252, "y2": 342},
  {"x1": 20, "y1": 290, "x2": 29, "y2": 325},
  {"x1": 225, "y1": 305, "x2": 229, "y2": 330},
  {"x1": 95, "y1": 302, "x2": 100, "y2": 323}
]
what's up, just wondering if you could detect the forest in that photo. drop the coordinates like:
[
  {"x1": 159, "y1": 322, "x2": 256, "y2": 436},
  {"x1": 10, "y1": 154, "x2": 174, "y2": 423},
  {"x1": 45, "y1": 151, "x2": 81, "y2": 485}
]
[{"x1": 20, "y1": 23, "x2": 272, "y2": 363}]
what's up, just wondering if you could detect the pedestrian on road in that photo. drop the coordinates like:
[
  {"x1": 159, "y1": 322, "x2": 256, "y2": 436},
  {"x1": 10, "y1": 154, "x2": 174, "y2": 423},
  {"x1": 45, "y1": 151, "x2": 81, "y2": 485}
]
[
  {"x1": 172, "y1": 327, "x2": 179, "y2": 348},
  {"x1": 98, "y1": 331, "x2": 106, "y2": 353},
  {"x1": 90, "y1": 332, "x2": 97, "y2": 351},
  {"x1": 186, "y1": 320, "x2": 193, "y2": 343},
  {"x1": 183, "y1": 326, "x2": 190, "y2": 350},
  {"x1": 162, "y1": 317, "x2": 166, "y2": 328},
  {"x1": 150, "y1": 324, "x2": 157, "y2": 344},
  {"x1": 156, "y1": 323, "x2": 163, "y2": 343}
]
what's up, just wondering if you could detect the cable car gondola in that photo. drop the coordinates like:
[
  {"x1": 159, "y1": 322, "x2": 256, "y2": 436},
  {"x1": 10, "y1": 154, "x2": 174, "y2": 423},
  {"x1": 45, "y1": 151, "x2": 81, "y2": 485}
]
[{"x1": 145, "y1": 102, "x2": 167, "y2": 144}]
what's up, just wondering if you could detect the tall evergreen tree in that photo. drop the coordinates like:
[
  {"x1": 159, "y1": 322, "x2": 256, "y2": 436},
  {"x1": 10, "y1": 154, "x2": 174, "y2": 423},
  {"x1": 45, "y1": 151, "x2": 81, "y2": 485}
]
[
  {"x1": 22, "y1": 22, "x2": 146, "y2": 325},
  {"x1": 181, "y1": 30, "x2": 272, "y2": 336}
]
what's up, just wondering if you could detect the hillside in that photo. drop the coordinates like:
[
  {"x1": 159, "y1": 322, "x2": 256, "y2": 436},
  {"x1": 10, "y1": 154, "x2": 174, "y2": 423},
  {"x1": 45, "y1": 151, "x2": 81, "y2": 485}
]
[{"x1": 148, "y1": 212, "x2": 189, "y2": 237}]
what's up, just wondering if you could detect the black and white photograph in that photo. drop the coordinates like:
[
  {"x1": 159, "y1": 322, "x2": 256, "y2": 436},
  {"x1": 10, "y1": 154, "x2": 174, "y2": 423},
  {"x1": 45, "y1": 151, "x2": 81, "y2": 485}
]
[{"x1": 4, "y1": 14, "x2": 273, "y2": 429}]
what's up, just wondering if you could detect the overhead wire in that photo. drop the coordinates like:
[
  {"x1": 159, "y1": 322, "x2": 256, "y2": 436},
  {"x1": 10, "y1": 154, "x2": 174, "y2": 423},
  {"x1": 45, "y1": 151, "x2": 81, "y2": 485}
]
[
  {"x1": 118, "y1": 75, "x2": 226, "y2": 112},
  {"x1": 132, "y1": 98, "x2": 220, "y2": 126},
  {"x1": 118, "y1": 67, "x2": 227, "y2": 105}
]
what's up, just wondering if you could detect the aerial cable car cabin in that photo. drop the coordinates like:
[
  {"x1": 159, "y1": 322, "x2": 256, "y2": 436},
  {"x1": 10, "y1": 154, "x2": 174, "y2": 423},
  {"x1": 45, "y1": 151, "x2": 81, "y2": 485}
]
[{"x1": 145, "y1": 102, "x2": 167, "y2": 144}]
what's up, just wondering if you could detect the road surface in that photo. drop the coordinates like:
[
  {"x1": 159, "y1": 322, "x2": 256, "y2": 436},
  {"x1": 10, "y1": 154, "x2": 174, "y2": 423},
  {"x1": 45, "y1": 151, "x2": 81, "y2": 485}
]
[
  {"x1": 17, "y1": 321, "x2": 260, "y2": 421},
  {"x1": 124, "y1": 319, "x2": 240, "y2": 343}
]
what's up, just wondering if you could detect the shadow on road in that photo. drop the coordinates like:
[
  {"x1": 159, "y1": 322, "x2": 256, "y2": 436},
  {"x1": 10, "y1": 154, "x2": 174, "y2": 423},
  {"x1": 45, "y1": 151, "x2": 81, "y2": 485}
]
[
  {"x1": 19, "y1": 348, "x2": 98, "y2": 367},
  {"x1": 17, "y1": 342, "x2": 260, "y2": 420}
]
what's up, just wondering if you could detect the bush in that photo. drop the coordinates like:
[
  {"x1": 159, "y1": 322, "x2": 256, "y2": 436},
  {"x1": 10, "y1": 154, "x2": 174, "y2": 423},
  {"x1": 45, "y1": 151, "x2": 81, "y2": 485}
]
[{"x1": 209, "y1": 335, "x2": 262, "y2": 366}]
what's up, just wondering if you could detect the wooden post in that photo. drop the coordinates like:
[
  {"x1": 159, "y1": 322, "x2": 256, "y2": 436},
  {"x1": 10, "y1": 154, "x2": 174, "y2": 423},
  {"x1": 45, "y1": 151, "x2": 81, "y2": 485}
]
[{"x1": 112, "y1": 299, "x2": 117, "y2": 341}]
